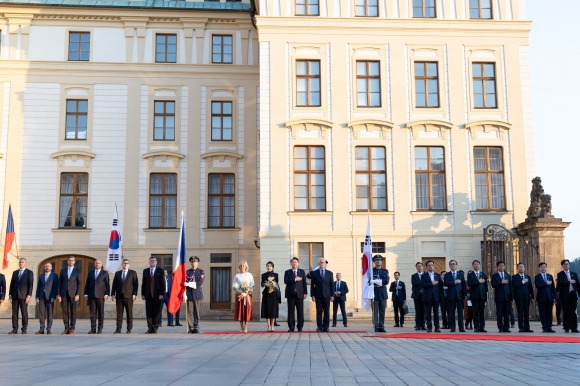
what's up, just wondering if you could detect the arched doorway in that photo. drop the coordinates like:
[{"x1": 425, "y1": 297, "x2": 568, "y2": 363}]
[{"x1": 38, "y1": 254, "x2": 96, "y2": 319}]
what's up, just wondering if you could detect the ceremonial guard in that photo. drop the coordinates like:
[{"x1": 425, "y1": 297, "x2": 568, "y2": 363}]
[
  {"x1": 185, "y1": 256, "x2": 204, "y2": 334},
  {"x1": 371, "y1": 254, "x2": 390, "y2": 332}
]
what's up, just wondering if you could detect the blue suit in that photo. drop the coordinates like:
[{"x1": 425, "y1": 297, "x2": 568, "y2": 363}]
[
  {"x1": 310, "y1": 268, "x2": 334, "y2": 330},
  {"x1": 389, "y1": 280, "x2": 406, "y2": 326},
  {"x1": 444, "y1": 271, "x2": 466, "y2": 331},
  {"x1": 512, "y1": 273, "x2": 534, "y2": 331},
  {"x1": 491, "y1": 272, "x2": 512, "y2": 332},
  {"x1": 421, "y1": 272, "x2": 442, "y2": 330},
  {"x1": 535, "y1": 272, "x2": 555, "y2": 332},
  {"x1": 332, "y1": 280, "x2": 349, "y2": 327},
  {"x1": 36, "y1": 271, "x2": 59, "y2": 331}
]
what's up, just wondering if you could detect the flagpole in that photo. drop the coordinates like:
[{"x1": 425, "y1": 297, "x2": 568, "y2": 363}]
[{"x1": 181, "y1": 209, "x2": 188, "y2": 335}]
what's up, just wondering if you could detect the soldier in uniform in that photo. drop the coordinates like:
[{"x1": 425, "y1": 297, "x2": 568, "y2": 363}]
[
  {"x1": 185, "y1": 256, "x2": 204, "y2": 334},
  {"x1": 371, "y1": 254, "x2": 390, "y2": 332}
]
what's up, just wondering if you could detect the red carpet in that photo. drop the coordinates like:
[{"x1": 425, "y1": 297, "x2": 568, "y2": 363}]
[
  {"x1": 202, "y1": 330, "x2": 367, "y2": 335},
  {"x1": 368, "y1": 332, "x2": 580, "y2": 343}
]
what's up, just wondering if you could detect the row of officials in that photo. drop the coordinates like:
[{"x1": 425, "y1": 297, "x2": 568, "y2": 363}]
[{"x1": 0, "y1": 255, "x2": 205, "y2": 335}]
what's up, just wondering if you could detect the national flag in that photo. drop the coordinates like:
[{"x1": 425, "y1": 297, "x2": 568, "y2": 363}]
[
  {"x1": 3, "y1": 204, "x2": 15, "y2": 270},
  {"x1": 361, "y1": 217, "x2": 374, "y2": 311},
  {"x1": 168, "y1": 215, "x2": 186, "y2": 314},
  {"x1": 105, "y1": 206, "x2": 122, "y2": 273}
]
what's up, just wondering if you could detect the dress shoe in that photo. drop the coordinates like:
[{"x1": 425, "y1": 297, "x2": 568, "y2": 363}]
[
  {"x1": 572, "y1": 330, "x2": 580, "y2": 333},
  {"x1": 146, "y1": 329, "x2": 153, "y2": 334},
  {"x1": 525, "y1": 329, "x2": 534, "y2": 333},
  {"x1": 316, "y1": 328, "x2": 321, "y2": 332},
  {"x1": 175, "y1": 323, "x2": 182, "y2": 326},
  {"x1": 97, "y1": 330, "x2": 102, "y2": 334},
  {"x1": 427, "y1": 328, "x2": 432, "y2": 332},
  {"x1": 323, "y1": 328, "x2": 329, "y2": 332},
  {"x1": 400, "y1": 325, "x2": 404, "y2": 327},
  {"x1": 459, "y1": 329, "x2": 466, "y2": 332},
  {"x1": 61, "y1": 329, "x2": 69, "y2": 335},
  {"x1": 564, "y1": 329, "x2": 570, "y2": 333},
  {"x1": 546, "y1": 329, "x2": 556, "y2": 333},
  {"x1": 434, "y1": 329, "x2": 441, "y2": 333},
  {"x1": 480, "y1": 329, "x2": 487, "y2": 333},
  {"x1": 35, "y1": 329, "x2": 45, "y2": 335},
  {"x1": 88, "y1": 330, "x2": 96, "y2": 334},
  {"x1": 297, "y1": 329, "x2": 302, "y2": 332},
  {"x1": 152, "y1": 329, "x2": 158, "y2": 334},
  {"x1": 288, "y1": 329, "x2": 295, "y2": 332},
  {"x1": 8, "y1": 330, "x2": 18, "y2": 334},
  {"x1": 449, "y1": 329, "x2": 455, "y2": 332},
  {"x1": 274, "y1": 322, "x2": 280, "y2": 326},
  {"x1": 331, "y1": 324, "x2": 336, "y2": 327},
  {"x1": 188, "y1": 329, "x2": 195, "y2": 334},
  {"x1": 21, "y1": 330, "x2": 27, "y2": 334},
  {"x1": 377, "y1": 328, "x2": 386, "y2": 332},
  {"x1": 519, "y1": 329, "x2": 525, "y2": 332},
  {"x1": 343, "y1": 324, "x2": 348, "y2": 327},
  {"x1": 46, "y1": 329, "x2": 52, "y2": 335},
  {"x1": 503, "y1": 329, "x2": 511, "y2": 333},
  {"x1": 193, "y1": 328, "x2": 199, "y2": 334},
  {"x1": 114, "y1": 329, "x2": 122, "y2": 334},
  {"x1": 126, "y1": 330, "x2": 132, "y2": 334},
  {"x1": 394, "y1": 324, "x2": 400, "y2": 327},
  {"x1": 167, "y1": 323, "x2": 174, "y2": 327},
  {"x1": 69, "y1": 329, "x2": 75, "y2": 334},
  {"x1": 414, "y1": 327, "x2": 420, "y2": 331}
]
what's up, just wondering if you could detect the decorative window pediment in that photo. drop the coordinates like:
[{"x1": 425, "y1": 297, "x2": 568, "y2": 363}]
[
  {"x1": 406, "y1": 120, "x2": 453, "y2": 140},
  {"x1": 285, "y1": 119, "x2": 333, "y2": 139},
  {"x1": 465, "y1": 120, "x2": 511, "y2": 140},
  {"x1": 51, "y1": 150, "x2": 96, "y2": 168},
  {"x1": 142, "y1": 150, "x2": 184, "y2": 169},
  {"x1": 347, "y1": 119, "x2": 393, "y2": 139},
  {"x1": 201, "y1": 151, "x2": 243, "y2": 168}
]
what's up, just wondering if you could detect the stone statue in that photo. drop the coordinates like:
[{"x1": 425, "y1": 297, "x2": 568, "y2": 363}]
[{"x1": 526, "y1": 177, "x2": 552, "y2": 220}]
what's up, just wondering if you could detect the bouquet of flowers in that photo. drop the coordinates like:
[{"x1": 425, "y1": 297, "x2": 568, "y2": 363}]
[
  {"x1": 236, "y1": 281, "x2": 252, "y2": 305},
  {"x1": 264, "y1": 280, "x2": 279, "y2": 293}
]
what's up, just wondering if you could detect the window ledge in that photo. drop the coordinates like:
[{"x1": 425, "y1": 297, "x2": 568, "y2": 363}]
[
  {"x1": 350, "y1": 211, "x2": 392, "y2": 215},
  {"x1": 412, "y1": 211, "x2": 453, "y2": 214},
  {"x1": 52, "y1": 228, "x2": 91, "y2": 232},
  {"x1": 203, "y1": 228, "x2": 240, "y2": 231},
  {"x1": 144, "y1": 228, "x2": 179, "y2": 232},
  {"x1": 289, "y1": 211, "x2": 333, "y2": 216},
  {"x1": 470, "y1": 210, "x2": 511, "y2": 215}
]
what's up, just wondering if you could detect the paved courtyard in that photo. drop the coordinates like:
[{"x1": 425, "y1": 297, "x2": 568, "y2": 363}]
[{"x1": 0, "y1": 319, "x2": 578, "y2": 386}]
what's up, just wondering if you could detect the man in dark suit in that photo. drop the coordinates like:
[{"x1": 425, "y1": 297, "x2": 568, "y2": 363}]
[
  {"x1": 35, "y1": 262, "x2": 59, "y2": 334},
  {"x1": 8, "y1": 257, "x2": 34, "y2": 334},
  {"x1": 491, "y1": 260, "x2": 512, "y2": 333},
  {"x1": 141, "y1": 256, "x2": 165, "y2": 334},
  {"x1": 512, "y1": 263, "x2": 534, "y2": 333},
  {"x1": 310, "y1": 258, "x2": 334, "y2": 332},
  {"x1": 0, "y1": 272, "x2": 5, "y2": 306},
  {"x1": 58, "y1": 255, "x2": 81, "y2": 334},
  {"x1": 443, "y1": 260, "x2": 466, "y2": 332},
  {"x1": 421, "y1": 260, "x2": 442, "y2": 332},
  {"x1": 411, "y1": 262, "x2": 425, "y2": 330},
  {"x1": 557, "y1": 259, "x2": 579, "y2": 333},
  {"x1": 284, "y1": 257, "x2": 307, "y2": 332},
  {"x1": 160, "y1": 270, "x2": 181, "y2": 327},
  {"x1": 332, "y1": 272, "x2": 349, "y2": 327},
  {"x1": 467, "y1": 260, "x2": 488, "y2": 332},
  {"x1": 84, "y1": 259, "x2": 110, "y2": 334},
  {"x1": 371, "y1": 255, "x2": 389, "y2": 332},
  {"x1": 535, "y1": 262, "x2": 556, "y2": 333},
  {"x1": 111, "y1": 258, "x2": 138, "y2": 333},
  {"x1": 185, "y1": 256, "x2": 204, "y2": 334},
  {"x1": 389, "y1": 271, "x2": 406, "y2": 327},
  {"x1": 439, "y1": 270, "x2": 448, "y2": 328}
]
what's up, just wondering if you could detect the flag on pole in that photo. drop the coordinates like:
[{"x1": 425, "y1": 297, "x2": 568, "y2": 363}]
[
  {"x1": 168, "y1": 215, "x2": 186, "y2": 314},
  {"x1": 361, "y1": 217, "x2": 374, "y2": 311},
  {"x1": 105, "y1": 206, "x2": 122, "y2": 273},
  {"x1": 3, "y1": 204, "x2": 15, "y2": 270}
]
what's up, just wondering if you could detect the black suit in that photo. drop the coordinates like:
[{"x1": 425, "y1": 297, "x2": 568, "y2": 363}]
[
  {"x1": 491, "y1": 272, "x2": 512, "y2": 331},
  {"x1": 421, "y1": 272, "x2": 441, "y2": 330},
  {"x1": 59, "y1": 266, "x2": 82, "y2": 330},
  {"x1": 512, "y1": 273, "x2": 534, "y2": 331},
  {"x1": 36, "y1": 272, "x2": 59, "y2": 330},
  {"x1": 0, "y1": 273, "x2": 6, "y2": 303},
  {"x1": 284, "y1": 268, "x2": 307, "y2": 331},
  {"x1": 142, "y1": 266, "x2": 165, "y2": 331},
  {"x1": 389, "y1": 280, "x2": 406, "y2": 326},
  {"x1": 9, "y1": 268, "x2": 34, "y2": 332},
  {"x1": 444, "y1": 271, "x2": 466, "y2": 331},
  {"x1": 557, "y1": 270, "x2": 579, "y2": 332},
  {"x1": 332, "y1": 280, "x2": 349, "y2": 327},
  {"x1": 467, "y1": 271, "x2": 488, "y2": 331},
  {"x1": 310, "y1": 268, "x2": 333, "y2": 331},
  {"x1": 411, "y1": 272, "x2": 425, "y2": 329},
  {"x1": 111, "y1": 269, "x2": 138, "y2": 331},
  {"x1": 84, "y1": 269, "x2": 110, "y2": 332},
  {"x1": 535, "y1": 272, "x2": 555, "y2": 331}
]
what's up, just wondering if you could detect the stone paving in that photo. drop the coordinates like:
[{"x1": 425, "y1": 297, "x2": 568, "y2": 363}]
[{"x1": 0, "y1": 319, "x2": 578, "y2": 385}]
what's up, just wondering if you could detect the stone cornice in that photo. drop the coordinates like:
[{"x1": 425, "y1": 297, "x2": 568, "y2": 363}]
[
  {"x1": 347, "y1": 119, "x2": 393, "y2": 139},
  {"x1": 465, "y1": 120, "x2": 511, "y2": 140},
  {"x1": 285, "y1": 118, "x2": 334, "y2": 139},
  {"x1": 406, "y1": 119, "x2": 453, "y2": 140}
]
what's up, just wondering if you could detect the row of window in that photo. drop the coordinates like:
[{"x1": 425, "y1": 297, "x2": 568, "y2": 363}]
[
  {"x1": 59, "y1": 172, "x2": 235, "y2": 229},
  {"x1": 298, "y1": 0, "x2": 493, "y2": 19},
  {"x1": 299, "y1": 60, "x2": 497, "y2": 109}
]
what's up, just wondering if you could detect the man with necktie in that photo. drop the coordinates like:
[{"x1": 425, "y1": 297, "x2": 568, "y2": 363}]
[
  {"x1": 411, "y1": 262, "x2": 425, "y2": 330},
  {"x1": 284, "y1": 257, "x2": 307, "y2": 332},
  {"x1": 421, "y1": 260, "x2": 442, "y2": 332},
  {"x1": 331, "y1": 272, "x2": 349, "y2": 327},
  {"x1": 467, "y1": 260, "x2": 488, "y2": 332},
  {"x1": 84, "y1": 259, "x2": 110, "y2": 334},
  {"x1": 35, "y1": 262, "x2": 59, "y2": 334},
  {"x1": 389, "y1": 271, "x2": 406, "y2": 327},
  {"x1": 491, "y1": 261, "x2": 512, "y2": 333},
  {"x1": 310, "y1": 257, "x2": 334, "y2": 332},
  {"x1": 8, "y1": 257, "x2": 34, "y2": 334},
  {"x1": 58, "y1": 256, "x2": 81, "y2": 334},
  {"x1": 142, "y1": 257, "x2": 165, "y2": 334},
  {"x1": 111, "y1": 259, "x2": 139, "y2": 333},
  {"x1": 512, "y1": 263, "x2": 534, "y2": 332},
  {"x1": 371, "y1": 255, "x2": 389, "y2": 333},
  {"x1": 557, "y1": 259, "x2": 579, "y2": 333},
  {"x1": 443, "y1": 260, "x2": 466, "y2": 332},
  {"x1": 534, "y1": 262, "x2": 556, "y2": 333}
]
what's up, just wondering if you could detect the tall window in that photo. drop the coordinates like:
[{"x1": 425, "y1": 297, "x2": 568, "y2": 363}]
[
  {"x1": 68, "y1": 32, "x2": 90, "y2": 61},
  {"x1": 474, "y1": 147, "x2": 505, "y2": 210},
  {"x1": 153, "y1": 101, "x2": 175, "y2": 141},
  {"x1": 469, "y1": 0, "x2": 492, "y2": 19},
  {"x1": 151, "y1": 254, "x2": 173, "y2": 274},
  {"x1": 356, "y1": 61, "x2": 381, "y2": 107},
  {"x1": 149, "y1": 173, "x2": 177, "y2": 228},
  {"x1": 296, "y1": 60, "x2": 321, "y2": 106},
  {"x1": 413, "y1": 0, "x2": 436, "y2": 18},
  {"x1": 355, "y1": 146, "x2": 387, "y2": 210},
  {"x1": 296, "y1": 0, "x2": 319, "y2": 16},
  {"x1": 355, "y1": 0, "x2": 378, "y2": 17},
  {"x1": 212, "y1": 35, "x2": 233, "y2": 64},
  {"x1": 298, "y1": 242, "x2": 323, "y2": 272},
  {"x1": 294, "y1": 146, "x2": 325, "y2": 211},
  {"x1": 155, "y1": 34, "x2": 177, "y2": 63},
  {"x1": 415, "y1": 62, "x2": 439, "y2": 108},
  {"x1": 415, "y1": 147, "x2": 446, "y2": 210},
  {"x1": 59, "y1": 173, "x2": 88, "y2": 228},
  {"x1": 65, "y1": 100, "x2": 88, "y2": 140},
  {"x1": 360, "y1": 242, "x2": 386, "y2": 254},
  {"x1": 208, "y1": 174, "x2": 235, "y2": 228},
  {"x1": 211, "y1": 101, "x2": 233, "y2": 141},
  {"x1": 472, "y1": 62, "x2": 497, "y2": 108}
]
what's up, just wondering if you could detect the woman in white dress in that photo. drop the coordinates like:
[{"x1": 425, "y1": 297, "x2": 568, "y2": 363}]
[{"x1": 232, "y1": 260, "x2": 255, "y2": 332}]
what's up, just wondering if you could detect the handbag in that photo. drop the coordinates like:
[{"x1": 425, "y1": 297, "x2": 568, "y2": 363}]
[{"x1": 401, "y1": 303, "x2": 409, "y2": 316}]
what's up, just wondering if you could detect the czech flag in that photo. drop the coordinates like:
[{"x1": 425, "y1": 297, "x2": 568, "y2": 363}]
[
  {"x1": 169, "y1": 215, "x2": 186, "y2": 314},
  {"x1": 3, "y1": 204, "x2": 14, "y2": 270},
  {"x1": 361, "y1": 217, "x2": 374, "y2": 311},
  {"x1": 105, "y1": 206, "x2": 122, "y2": 273}
]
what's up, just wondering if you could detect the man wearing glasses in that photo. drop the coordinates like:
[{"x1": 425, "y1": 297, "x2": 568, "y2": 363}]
[{"x1": 111, "y1": 259, "x2": 139, "y2": 333}]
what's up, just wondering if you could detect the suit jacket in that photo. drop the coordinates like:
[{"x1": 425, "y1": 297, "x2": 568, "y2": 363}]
[
  {"x1": 491, "y1": 272, "x2": 512, "y2": 302},
  {"x1": 421, "y1": 272, "x2": 442, "y2": 303},
  {"x1": 443, "y1": 271, "x2": 466, "y2": 301},
  {"x1": 186, "y1": 268, "x2": 205, "y2": 300},
  {"x1": 59, "y1": 267, "x2": 82, "y2": 298},
  {"x1": 372, "y1": 268, "x2": 389, "y2": 301},
  {"x1": 310, "y1": 269, "x2": 333, "y2": 299},
  {"x1": 111, "y1": 269, "x2": 138, "y2": 299},
  {"x1": 535, "y1": 272, "x2": 555, "y2": 302},
  {"x1": 557, "y1": 270, "x2": 579, "y2": 300},
  {"x1": 512, "y1": 273, "x2": 534, "y2": 301},
  {"x1": 142, "y1": 267, "x2": 165, "y2": 299},
  {"x1": 332, "y1": 280, "x2": 349, "y2": 302},
  {"x1": 467, "y1": 271, "x2": 488, "y2": 301},
  {"x1": 411, "y1": 273, "x2": 424, "y2": 299},
  {"x1": 389, "y1": 280, "x2": 406, "y2": 302},
  {"x1": 284, "y1": 268, "x2": 307, "y2": 298},
  {"x1": 35, "y1": 272, "x2": 59, "y2": 300},
  {"x1": 0, "y1": 273, "x2": 6, "y2": 301},
  {"x1": 9, "y1": 268, "x2": 34, "y2": 299},
  {"x1": 84, "y1": 270, "x2": 110, "y2": 299}
]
